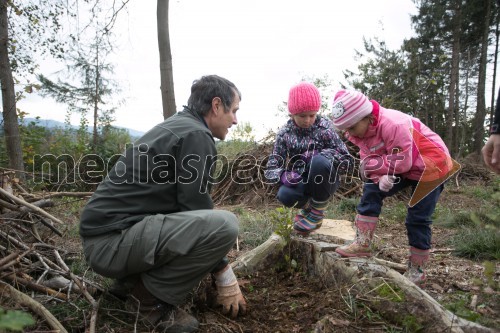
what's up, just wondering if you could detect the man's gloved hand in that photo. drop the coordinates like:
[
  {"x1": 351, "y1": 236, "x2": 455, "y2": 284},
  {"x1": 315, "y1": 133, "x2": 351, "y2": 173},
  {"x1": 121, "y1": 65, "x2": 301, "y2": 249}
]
[
  {"x1": 379, "y1": 175, "x2": 396, "y2": 192},
  {"x1": 280, "y1": 171, "x2": 302, "y2": 187},
  {"x1": 214, "y1": 265, "x2": 247, "y2": 318},
  {"x1": 300, "y1": 150, "x2": 318, "y2": 163}
]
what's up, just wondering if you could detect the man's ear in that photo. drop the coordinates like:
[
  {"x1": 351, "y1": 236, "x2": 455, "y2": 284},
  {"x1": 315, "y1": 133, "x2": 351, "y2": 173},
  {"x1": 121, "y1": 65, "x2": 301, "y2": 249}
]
[{"x1": 212, "y1": 97, "x2": 222, "y2": 115}]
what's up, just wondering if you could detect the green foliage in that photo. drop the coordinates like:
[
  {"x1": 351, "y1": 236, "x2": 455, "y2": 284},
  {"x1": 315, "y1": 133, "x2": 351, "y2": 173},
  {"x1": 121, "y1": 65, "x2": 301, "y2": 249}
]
[
  {"x1": 269, "y1": 206, "x2": 295, "y2": 245},
  {"x1": 216, "y1": 140, "x2": 258, "y2": 161},
  {"x1": 37, "y1": 36, "x2": 122, "y2": 153},
  {"x1": 330, "y1": 197, "x2": 358, "y2": 216},
  {"x1": 445, "y1": 294, "x2": 481, "y2": 323},
  {"x1": 231, "y1": 122, "x2": 255, "y2": 142},
  {"x1": 482, "y1": 261, "x2": 497, "y2": 289},
  {"x1": 375, "y1": 283, "x2": 405, "y2": 303},
  {"x1": 383, "y1": 201, "x2": 407, "y2": 224},
  {"x1": 0, "y1": 307, "x2": 34, "y2": 331},
  {"x1": 450, "y1": 228, "x2": 500, "y2": 260},
  {"x1": 400, "y1": 314, "x2": 424, "y2": 333},
  {"x1": 8, "y1": 0, "x2": 75, "y2": 77}
]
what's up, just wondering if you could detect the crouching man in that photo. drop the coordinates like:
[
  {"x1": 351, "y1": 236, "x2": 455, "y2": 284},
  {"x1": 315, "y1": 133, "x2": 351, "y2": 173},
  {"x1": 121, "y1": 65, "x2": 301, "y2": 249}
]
[{"x1": 79, "y1": 75, "x2": 247, "y2": 332}]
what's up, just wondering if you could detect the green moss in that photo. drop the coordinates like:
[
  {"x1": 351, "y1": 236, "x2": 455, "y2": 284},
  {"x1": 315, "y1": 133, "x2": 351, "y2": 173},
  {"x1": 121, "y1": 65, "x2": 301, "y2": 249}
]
[
  {"x1": 376, "y1": 284, "x2": 405, "y2": 303},
  {"x1": 401, "y1": 314, "x2": 424, "y2": 332}
]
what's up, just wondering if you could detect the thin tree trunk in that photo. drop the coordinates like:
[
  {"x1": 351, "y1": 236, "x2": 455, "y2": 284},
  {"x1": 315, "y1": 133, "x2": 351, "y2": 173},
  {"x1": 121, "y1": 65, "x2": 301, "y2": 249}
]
[
  {"x1": 157, "y1": 0, "x2": 176, "y2": 120},
  {"x1": 490, "y1": 10, "x2": 499, "y2": 125},
  {"x1": 93, "y1": 42, "x2": 99, "y2": 153},
  {"x1": 473, "y1": 0, "x2": 492, "y2": 153},
  {"x1": 0, "y1": 0, "x2": 25, "y2": 179},
  {"x1": 447, "y1": 0, "x2": 461, "y2": 155}
]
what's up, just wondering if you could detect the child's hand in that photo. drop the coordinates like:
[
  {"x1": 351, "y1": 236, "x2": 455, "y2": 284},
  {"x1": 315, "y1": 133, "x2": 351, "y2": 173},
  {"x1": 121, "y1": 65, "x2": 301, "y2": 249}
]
[
  {"x1": 280, "y1": 171, "x2": 302, "y2": 187},
  {"x1": 379, "y1": 175, "x2": 396, "y2": 192}
]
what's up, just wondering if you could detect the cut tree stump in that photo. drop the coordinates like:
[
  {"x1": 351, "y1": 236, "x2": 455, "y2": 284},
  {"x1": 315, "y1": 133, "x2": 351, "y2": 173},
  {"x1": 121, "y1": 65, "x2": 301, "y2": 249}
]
[{"x1": 232, "y1": 219, "x2": 496, "y2": 333}]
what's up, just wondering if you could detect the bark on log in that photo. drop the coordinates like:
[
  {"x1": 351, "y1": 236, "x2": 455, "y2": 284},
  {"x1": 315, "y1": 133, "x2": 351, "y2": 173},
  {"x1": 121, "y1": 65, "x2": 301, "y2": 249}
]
[{"x1": 233, "y1": 234, "x2": 497, "y2": 333}]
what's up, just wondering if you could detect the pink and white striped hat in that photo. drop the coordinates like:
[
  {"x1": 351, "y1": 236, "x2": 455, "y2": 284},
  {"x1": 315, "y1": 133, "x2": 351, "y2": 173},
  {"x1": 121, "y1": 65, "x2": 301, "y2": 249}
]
[{"x1": 331, "y1": 89, "x2": 373, "y2": 130}]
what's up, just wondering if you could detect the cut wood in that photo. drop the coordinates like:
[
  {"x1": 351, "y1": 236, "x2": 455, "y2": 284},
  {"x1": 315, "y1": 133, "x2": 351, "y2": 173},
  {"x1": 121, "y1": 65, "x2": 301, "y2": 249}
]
[{"x1": 232, "y1": 233, "x2": 286, "y2": 276}]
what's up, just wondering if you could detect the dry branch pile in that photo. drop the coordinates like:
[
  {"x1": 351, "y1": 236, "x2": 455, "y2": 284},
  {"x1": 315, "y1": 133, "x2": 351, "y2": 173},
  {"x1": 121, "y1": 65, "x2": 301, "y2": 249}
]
[
  {"x1": 0, "y1": 169, "x2": 99, "y2": 333},
  {"x1": 211, "y1": 142, "x2": 365, "y2": 207},
  {"x1": 211, "y1": 140, "x2": 498, "y2": 207}
]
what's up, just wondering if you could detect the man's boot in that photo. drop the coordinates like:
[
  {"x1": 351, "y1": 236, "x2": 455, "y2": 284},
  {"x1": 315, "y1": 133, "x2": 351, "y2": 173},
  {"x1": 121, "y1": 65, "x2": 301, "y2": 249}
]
[
  {"x1": 126, "y1": 279, "x2": 199, "y2": 333},
  {"x1": 108, "y1": 276, "x2": 138, "y2": 301},
  {"x1": 335, "y1": 214, "x2": 378, "y2": 257},
  {"x1": 293, "y1": 199, "x2": 328, "y2": 235},
  {"x1": 403, "y1": 246, "x2": 430, "y2": 285}
]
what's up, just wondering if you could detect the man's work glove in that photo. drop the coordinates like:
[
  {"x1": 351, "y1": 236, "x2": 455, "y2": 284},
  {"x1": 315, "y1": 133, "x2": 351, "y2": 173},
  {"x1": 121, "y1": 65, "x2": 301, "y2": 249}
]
[
  {"x1": 214, "y1": 265, "x2": 247, "y2": 318},
  {"x1": 378, "y1": 175, "x2": 396, "y2": 192},
  {"x1": 280, "y1": 171, "x2": 302, "y2": 187}
]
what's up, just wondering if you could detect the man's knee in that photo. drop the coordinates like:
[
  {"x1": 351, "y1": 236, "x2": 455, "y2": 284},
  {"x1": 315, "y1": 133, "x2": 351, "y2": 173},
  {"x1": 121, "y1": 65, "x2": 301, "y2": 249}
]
[{"x1": 213, "y1": 210, "x2": 239, "y2": 242}]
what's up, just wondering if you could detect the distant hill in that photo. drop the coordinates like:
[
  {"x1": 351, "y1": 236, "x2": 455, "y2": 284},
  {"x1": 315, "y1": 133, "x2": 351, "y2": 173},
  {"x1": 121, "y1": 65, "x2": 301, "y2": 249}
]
[{"x1": 0, "y1": 115, "x2": 145, "y2": 138}]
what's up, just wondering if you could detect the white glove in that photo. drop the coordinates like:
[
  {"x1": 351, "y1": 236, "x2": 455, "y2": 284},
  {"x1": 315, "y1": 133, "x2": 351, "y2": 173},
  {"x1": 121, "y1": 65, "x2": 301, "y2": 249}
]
[{"x1": 379, "y1": 175, "x2": 396, "y2": 192}]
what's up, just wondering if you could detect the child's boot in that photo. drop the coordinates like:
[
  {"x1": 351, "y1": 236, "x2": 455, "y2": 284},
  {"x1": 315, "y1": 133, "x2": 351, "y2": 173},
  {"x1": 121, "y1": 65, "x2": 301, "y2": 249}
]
[
  {"x1": 335, "y1": 214, "x2": 378, "y2": 257},
  {"x1": 403, "y1": 246, "x2": 429, "y2": 285},
  {"x1": 293, "y1": 199, "x2": 328, "y2": 235}
]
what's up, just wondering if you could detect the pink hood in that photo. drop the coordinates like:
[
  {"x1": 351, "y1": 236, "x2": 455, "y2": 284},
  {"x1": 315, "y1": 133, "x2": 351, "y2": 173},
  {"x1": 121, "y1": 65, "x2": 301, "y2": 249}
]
[{"x1": 347, "y1": 103, "x2": 450, "y2": 182}]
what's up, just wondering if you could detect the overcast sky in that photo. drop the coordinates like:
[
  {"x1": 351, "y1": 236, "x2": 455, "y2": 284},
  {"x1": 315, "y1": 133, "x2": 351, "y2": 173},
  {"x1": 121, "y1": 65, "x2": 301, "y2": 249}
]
[{"x1": 18, "y1": 0, "x2": 418, "y2": 139}]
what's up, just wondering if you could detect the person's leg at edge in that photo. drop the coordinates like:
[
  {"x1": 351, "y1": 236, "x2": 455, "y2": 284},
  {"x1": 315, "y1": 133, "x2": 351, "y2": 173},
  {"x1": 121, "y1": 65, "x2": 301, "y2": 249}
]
[
  {"x1": 404, "y1": 183, "x2": 444, "y2": 285},
  {"x1": 294, "y1": 155, "x2": 339, "y2": 234}
]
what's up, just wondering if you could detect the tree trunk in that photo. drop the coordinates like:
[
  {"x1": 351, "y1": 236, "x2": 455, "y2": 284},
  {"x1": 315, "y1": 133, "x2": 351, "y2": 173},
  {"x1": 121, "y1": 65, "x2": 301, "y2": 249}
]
[
  {"x1": 473, "y1": 0, "x2": 492, "y2": 153},
  {"x1": 490, "y1": 10, "x2": 499, "y2": 126},
  {"x1": 93, "y1": 42, "x2": 99, "y2": 153},
  {"x1": 157, "y1": 0, "x2": 176, "y2": 120},
  {"x1": 447, "y1": 0, "x2": 461, "y2": 155},
  {"x1": 0, "y1": 0, "x2": 25, "y2": 179}
]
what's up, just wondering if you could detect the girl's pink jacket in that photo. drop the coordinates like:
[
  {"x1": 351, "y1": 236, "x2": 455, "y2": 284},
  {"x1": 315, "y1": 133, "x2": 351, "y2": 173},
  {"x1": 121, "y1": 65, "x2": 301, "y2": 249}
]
[{"x1": 347, "y1": 101, "x2": 451, "y2": 183}]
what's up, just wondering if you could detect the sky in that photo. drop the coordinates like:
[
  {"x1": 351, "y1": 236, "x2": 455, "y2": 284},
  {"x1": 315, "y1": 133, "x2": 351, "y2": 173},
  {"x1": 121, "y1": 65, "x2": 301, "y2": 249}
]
[{"x1": 18, "y1": 0, "x2": 418, "y2": 140}]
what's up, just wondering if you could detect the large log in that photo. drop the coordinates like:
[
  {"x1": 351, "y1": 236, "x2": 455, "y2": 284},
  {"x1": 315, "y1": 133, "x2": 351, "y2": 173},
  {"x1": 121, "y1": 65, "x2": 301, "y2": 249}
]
[{"x1": 232, "y1": 219, "x2": 496, "y2": 333}]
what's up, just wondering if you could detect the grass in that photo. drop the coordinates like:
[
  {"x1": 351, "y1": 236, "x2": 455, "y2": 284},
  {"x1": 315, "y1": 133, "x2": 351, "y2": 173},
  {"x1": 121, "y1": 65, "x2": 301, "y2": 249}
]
[
  {"x1": 232, "y1": 206, "x2": 275, "y2": 248},
  {"x1": 449, "y1": 227, "x2": 500, "y2": 260}
]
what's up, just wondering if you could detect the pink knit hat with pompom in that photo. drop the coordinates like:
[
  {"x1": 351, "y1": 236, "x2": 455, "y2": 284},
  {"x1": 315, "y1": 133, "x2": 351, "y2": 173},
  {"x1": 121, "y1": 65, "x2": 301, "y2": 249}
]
[
  {"x1": 331, "y1": 89, "x2": 373, "y2": 130},
  {"x1": 288, "y1": 82, "x2": 321, "y2": 115}
]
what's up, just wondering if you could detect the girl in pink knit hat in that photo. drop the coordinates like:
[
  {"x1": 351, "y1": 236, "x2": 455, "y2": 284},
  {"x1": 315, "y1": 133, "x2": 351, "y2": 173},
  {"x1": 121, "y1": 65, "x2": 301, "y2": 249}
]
[
  {"x1": 265, "y1": 82, "x2": 353, "y2": 235},
  {"x1": 331, "y1": 89, "x2": 456, "y2": 285}
]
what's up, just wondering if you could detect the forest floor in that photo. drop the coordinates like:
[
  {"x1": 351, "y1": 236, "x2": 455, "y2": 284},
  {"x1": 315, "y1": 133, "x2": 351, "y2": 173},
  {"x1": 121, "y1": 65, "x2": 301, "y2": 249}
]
[
  {"x1": 1, "y1": 171, "x2": 498, "y2": 333},
  {"x1": 191, "y1": 220, "x2": 499, "y2": 332},
  {"x1": 190, "y1": 180, "x2": 500, "y2": 333}
]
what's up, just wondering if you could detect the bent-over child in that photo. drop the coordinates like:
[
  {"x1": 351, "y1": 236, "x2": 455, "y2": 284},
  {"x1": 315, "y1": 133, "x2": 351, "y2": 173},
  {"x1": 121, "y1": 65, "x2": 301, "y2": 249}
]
[{"x1": 331, "y1": 89, "x2": 455, "y2": 285}]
